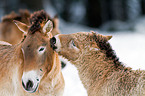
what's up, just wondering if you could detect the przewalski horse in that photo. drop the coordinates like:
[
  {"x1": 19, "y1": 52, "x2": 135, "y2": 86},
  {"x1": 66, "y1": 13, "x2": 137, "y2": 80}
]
[
  {"x1": 0, "y1": 10, "x2": 64, "y2": 96},
  {"x1": 0, "y1": 9, "x2": 65, "y2": 69},
  {"x1": 0, "y1": 10, "x2": 60, "y2": 45},
  {"x1": 0, "y1": 9, "x2": 30, "y2": 45},
  {"x1": 50, "y1": 32, "x2": 145, "y2": 96}
]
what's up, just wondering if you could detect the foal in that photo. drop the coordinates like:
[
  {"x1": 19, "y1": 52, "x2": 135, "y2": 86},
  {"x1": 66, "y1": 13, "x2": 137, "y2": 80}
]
[
  {"x1": 0, "y1": 10, "x2": 64, "y2": 96},
  {"x1": 50, "y1": 32, "x2": 145, "y2": 96}
]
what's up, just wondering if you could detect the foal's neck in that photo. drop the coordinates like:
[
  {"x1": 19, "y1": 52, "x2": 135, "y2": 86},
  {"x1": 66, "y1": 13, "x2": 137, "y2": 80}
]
[{"x1": 73, "y1": 50, "x2": 124, "y2": 91}]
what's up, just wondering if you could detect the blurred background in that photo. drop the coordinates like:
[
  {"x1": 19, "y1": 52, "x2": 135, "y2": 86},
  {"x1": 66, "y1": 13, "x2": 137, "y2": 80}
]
[
  {"x1": 0, "y1": 0, "x2": 145, "y2": 96},
  {"x1": 0, "y1": 0, "x2": 145, "y2": 30}
]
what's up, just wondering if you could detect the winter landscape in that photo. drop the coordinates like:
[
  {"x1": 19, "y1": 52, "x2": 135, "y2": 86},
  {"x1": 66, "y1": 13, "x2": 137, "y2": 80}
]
[{"x1": 0, "y1": 0, "x2": 145, "y2": 96}]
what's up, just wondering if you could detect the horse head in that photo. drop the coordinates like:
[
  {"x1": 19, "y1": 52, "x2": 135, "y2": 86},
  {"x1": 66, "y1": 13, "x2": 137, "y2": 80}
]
[{"x1": 15, "y1": 10, "x2": 55, "y2": 93}]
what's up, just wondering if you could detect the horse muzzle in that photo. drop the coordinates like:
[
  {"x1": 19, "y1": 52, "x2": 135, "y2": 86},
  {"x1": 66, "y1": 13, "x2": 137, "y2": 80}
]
[
  {"x1": 50, "y1": 37, "x2": 57, "y2": 50},
  {"x1": 22, "y1": 79, "x2": 39, "y2": 93},
  {"x1": 21, "y1": 70, "x2": 41, "y2": 93}
]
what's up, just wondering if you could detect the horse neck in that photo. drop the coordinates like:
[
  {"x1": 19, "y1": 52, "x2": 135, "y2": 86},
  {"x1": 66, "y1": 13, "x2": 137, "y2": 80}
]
[
  {"x1": 39, "y1": 52, "x2": 64, "y2": 94},
  {"x1": 42, "y1": 52, "x2": 62, "y2": 84},
  {"x1": 73, "y1": 50, "x2": 145, "y2": 95},
  {"x1": 73, "y1": 50, "x2": 124, "y2": 91}
]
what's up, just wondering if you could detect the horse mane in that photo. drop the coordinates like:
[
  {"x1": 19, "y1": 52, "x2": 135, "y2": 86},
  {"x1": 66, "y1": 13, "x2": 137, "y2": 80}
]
[
  {"x1": 1, "y1": 9, "x2": 30, "y2": 23},
  {"x1": 29, "y1": 10, "x2": 53, "y2": 34},
  {"x1": 94, "y1": 34, "x2": 124, "y2": 70}
]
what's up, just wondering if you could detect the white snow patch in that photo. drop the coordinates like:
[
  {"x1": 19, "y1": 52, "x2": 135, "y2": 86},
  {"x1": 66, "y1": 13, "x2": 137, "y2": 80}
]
[{"x1": 62, "y1": 62, "x2": 87, "y2": 96}]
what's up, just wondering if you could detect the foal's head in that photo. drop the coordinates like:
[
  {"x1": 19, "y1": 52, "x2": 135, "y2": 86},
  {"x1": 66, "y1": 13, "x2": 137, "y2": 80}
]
[
  {"x1": 50, "y1": 32, "x2": 112, "y2": 62},
  {"x1": 15, "y1": 11, "x2": 55, "y2": 93}
]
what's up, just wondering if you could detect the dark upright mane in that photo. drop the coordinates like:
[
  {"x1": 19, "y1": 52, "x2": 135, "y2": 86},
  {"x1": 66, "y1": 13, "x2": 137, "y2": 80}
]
[
  {"x1": 29, "y1": 10, "x2": 52, "y2": 34},
  {"x1": 94, "y1": 34, "x2": 124, "y2": 70}
]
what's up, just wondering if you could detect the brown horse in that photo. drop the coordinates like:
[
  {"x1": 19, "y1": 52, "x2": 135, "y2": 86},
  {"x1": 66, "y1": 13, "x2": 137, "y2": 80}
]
[
  {"x1": 50, "y1": 32, "x2": 145, "y2": 96},
  {"x1": 0, "y1": 10, "x2": 60, "y2": 45},
  {"x1": 0, "y1": 9, "x2": 30, "y2": 45},
  {"x1": 0, "y1": 10, "x2": 64, "y2": 96}
]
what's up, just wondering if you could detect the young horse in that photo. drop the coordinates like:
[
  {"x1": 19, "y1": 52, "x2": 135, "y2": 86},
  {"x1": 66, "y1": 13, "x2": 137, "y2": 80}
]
[
  {"x1": 50, "y1": 32, "x2": 145, "y2": 96},
  {"x1": 0, "y1": 10, "x2": 64, "y2": 96},
  {"x1": 0, "y1": 10, "x2": 60, "y2": 45}
]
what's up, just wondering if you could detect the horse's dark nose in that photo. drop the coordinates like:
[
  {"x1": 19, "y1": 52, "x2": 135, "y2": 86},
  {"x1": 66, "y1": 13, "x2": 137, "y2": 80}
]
[
  {"x1": 50, "y1": 37, "x2": 57, "y2": 50},
  {"x1": 22, "y1": 80, "x2": 34, "y2": 91},
  {"x1": 50, "y1": 37, "x2": 56, "y2": 44}
]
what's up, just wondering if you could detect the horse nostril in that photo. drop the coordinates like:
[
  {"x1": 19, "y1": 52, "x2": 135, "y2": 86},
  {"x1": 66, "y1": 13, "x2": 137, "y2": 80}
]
[
  {"x1": 26, "y1": 80, "x2": 34, "y2": 90},
  {"x1": 22, "y1": 80, "x2": 25, "y2": 88},
  {"x1": 50, "y1": 37, "x2": 57, "y2": 50},
  {"x1": 50, "y1": 37, "x2": 56, "y2": 45}
]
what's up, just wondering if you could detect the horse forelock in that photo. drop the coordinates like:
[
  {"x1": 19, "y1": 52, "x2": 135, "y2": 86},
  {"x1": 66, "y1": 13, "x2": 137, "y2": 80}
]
[
  {"x1": 93, "y1": 34, "x2": 124, "y2": 70},
  {"x1": 29, "y1": 10, "x2": 53, "y2": 34}
]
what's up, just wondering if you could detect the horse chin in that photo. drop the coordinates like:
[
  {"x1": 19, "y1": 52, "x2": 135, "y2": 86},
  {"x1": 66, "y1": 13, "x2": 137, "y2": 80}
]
[{"x1": 30, "y1": 83, "x2": 39, "y2": 93}]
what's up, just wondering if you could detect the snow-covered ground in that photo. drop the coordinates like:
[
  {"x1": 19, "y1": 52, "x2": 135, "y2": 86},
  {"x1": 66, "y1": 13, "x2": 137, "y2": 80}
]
[
  {"x1": 58, "y1": 18, "x2": 145, "y2": 96},
  {"x1": 61, "y1": 58, "x2": 87, "y2": 96}
]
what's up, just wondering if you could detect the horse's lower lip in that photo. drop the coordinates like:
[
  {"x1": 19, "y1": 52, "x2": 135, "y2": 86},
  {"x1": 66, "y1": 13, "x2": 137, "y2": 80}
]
[
  {"x1": 32, "y1": 83, "x2": 39, "y2": 93},
  {"x1": 23, "y1": 83, "x2": 39, "y2": 93}
]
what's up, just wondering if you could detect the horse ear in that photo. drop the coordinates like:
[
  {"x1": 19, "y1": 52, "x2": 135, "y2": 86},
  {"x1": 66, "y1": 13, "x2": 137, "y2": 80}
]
[
  {"x1": 13, "y1": 20, "x2": 29, "y2": 35},
  {"x1": 106, "y1": 36, "x2": 112, "y2": 40},
  {"x1": 91, "y1": 31, "x2": 112, "y2": 41},
  {"x1": 42, "y1": 20, "x2": 53, "y2": 34},
  {"x1": 53, "y1": 15, "x2": 59, "y2": 28}
]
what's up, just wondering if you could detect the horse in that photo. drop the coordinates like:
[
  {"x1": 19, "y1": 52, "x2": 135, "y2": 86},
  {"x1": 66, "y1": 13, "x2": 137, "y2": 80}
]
[
  {"x1": 0, "y1": 10, "x2": 64, "y2": 96},
  {"x1": 0, "y1": 10, "x2": 60, "y2": 45},
  {"x1": 0, "y1": 9, "x2": 30, "y2": 45},
  {"x1": 0, "y1": 10, "x2": 66, "y2": 69},
  {"x1": 50, "y1": 31, "x2": 145, "y2": 96}
]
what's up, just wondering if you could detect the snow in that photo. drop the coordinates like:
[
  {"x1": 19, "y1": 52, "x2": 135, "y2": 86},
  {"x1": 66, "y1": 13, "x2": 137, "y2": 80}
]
[
  {"x1": 109, "y1": 32, "x2": 145, "y2": 70},
  {"x1": 62, "y1": 62, "x2": 87, "y2": 96}
]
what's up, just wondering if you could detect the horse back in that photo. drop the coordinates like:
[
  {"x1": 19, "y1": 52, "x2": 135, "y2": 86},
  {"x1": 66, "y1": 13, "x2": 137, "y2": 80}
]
[{"x1": 0, "y1": 45, "x2": 14, "y2": 59}]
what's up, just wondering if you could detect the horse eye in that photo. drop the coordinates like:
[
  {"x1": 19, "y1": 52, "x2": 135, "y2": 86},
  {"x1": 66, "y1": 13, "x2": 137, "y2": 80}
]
[
  {"x1": 40, "y1": 69, "x2": 43, "y2": 72},
  {"x1": 72, "y1": 40, "x2": 76, "y2": 47},
  {"x1": 38, "y1": 46, "x2": 46, "y2": 53},
  {"x1": 39, "y1": 47, "x2": 44, "y2": 52}
]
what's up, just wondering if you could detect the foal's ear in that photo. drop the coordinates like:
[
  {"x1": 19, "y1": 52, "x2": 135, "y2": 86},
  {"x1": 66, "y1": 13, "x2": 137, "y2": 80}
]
[
  {"x1": 13, "y1": 20, "x2": 29, "y2": 35},
  {"x1": 42, "y1": 20, "x2": 53, "y2": 34},
  {"x1": 105, "y1": 35, "x2": 112, "y2": 41},
  {"x1": 91, "y1": 31, "x2": 112, "y2": 41}
]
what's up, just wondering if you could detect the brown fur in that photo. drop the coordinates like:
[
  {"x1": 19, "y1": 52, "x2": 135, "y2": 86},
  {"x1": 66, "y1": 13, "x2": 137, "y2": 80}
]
[
  {"x1": 0, "y1": 11, "x2": 64, "y2": 96},
  {"x1": 0, "y1": 10, "x2": 60, "y2": 45},
  {"x1": 51, "y1": 32, "x2": 145, "y2": 96},
  {"x1": 0, "y1": 10, "x2": 30, "y2": 45}
]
